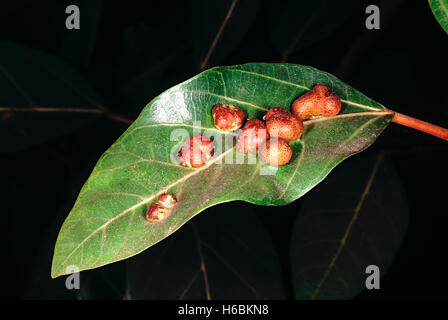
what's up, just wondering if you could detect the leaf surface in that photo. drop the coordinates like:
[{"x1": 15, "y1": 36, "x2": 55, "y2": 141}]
[
  {"x1": 52, "y1": 63, "x2": 393, "y2": 277},
  {"x1": 429, "y1": 0, "x2": 448, "y2": 34}
]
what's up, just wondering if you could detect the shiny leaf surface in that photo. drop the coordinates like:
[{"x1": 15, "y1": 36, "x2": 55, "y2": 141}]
[{"x1": 52, "y1": 63, "x2": 392, "y2": 278}]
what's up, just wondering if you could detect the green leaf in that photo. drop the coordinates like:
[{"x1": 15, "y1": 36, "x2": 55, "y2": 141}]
[
  {"x1": 290, "y1": 155, "x2": 408, "y2": 299},
  {"x1": 51, "y1": 63, "x2": 393, "y2": 278},
  {"x1": 127, "y1": 204, "x2": 285, "y2": 299},
  {"x1": 429, "y1": 0, "x2": 448, "y2": 34}
]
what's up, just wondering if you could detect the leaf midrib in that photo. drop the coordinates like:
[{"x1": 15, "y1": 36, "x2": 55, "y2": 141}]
[
  {"x1": 214, "y1": 68, "x2": 384, "y2": 111},
  {"x1": 53, "y1": 110, "x2": 392, "y2": 277},
  {"x1": 53, "y1": 146, "x2": 237, "y2": 276},
  {"x1": 437, "y1": 0, "x2": 448, "y2": 17},
  {"x1": 279, "y1": 112, "x2": 392, "y2": 199}
]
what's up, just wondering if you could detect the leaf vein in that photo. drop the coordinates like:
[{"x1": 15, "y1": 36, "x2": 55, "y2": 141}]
[{"x1": 54, "y1": 147, "x2": 236, "y2": 275}]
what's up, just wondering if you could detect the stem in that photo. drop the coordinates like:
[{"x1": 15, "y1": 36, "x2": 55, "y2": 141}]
[
  {"x1": 390, "y1": 111, "x2": 448, "y2": 141},
  {"x1": 0, "y1": 106, "x2": 133, "y2": 125},
  {"x1": 199, "y1": 0, "x2": 238, "y2": 72},
  {"x1": 0, "y1": 106, "x2": 103, "y2": 114},
  {"x1": 107, "y1": 113, "x2": 134, "y2": 125}
]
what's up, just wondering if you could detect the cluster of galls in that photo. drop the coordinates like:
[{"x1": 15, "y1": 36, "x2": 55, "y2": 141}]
[
  {"x1": 146, "y1": 193, "x2": 177, "y2": 222},
  {"x1": 236, "y1": 112, "x2": 296, "y2": 166},
  {"x1": 176, "y1": 103, "x2": 243, "y2": 168},
  {"x1": 234, "y1": 84, "x2": 341, "y2": 166},
  {"x1": 176, "y1": 84, "x2": 341, "y2": 168}
]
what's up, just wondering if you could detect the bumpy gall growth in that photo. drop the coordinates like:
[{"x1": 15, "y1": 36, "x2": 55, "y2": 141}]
[
  {"x1": 265, "y1": 107, "x2": 303, "y2": 142},
  {"x1": 236, "y1": 119, "x2": 269, "y2": 153},
  {"x1": 212, "y1": 104, "x2": 246, "y2": 131},
  {"x1": 158, "y1": 193, "x2": 177, "y2": 208},
  {"x1": 177, "y1": 134, "x2": 214, "y2": 168},
  {"x1": 263, "y1": 106, "x2": 291, "y2": 121},
  {"x1": 146, "y1": 203, "x2": 168, "y2": 222},
  {"x1": 291, "y1": 84, "x2": 342, "y2": 120},
  {"x1": 259, "y1": 138, "x2": 293, "y2": 167}
]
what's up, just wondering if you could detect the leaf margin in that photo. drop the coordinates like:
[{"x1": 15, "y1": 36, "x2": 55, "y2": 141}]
[{"x1": 51, "y1": 63, "x2": 392, "y2": 278}]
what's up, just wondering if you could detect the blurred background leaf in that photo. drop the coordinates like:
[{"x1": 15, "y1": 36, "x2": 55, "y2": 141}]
[
  {"x1": 110, "y1": 0, "x2": 261, "y2": 117},
  {"x1": 290, "y1": 154, "x2": 408, "y2": 299},
  {"x1": 127, "y1": 203, "x2": 286, "y2": 300},
  {"x1": 352, "y1": 49, "x2": 412, "y2": 107},
  {"x1": 266, "y1": 0, "x2": 356, "y2": 61},
  {"x1": 0, "y1": 0, "x2": 32, "y2": 17},
  {"x1": 112, "y1": 20, "x2": 192, "y2": 117},
  {"x1": 0, "y1": 0, "x2": 447, "y2": 300},
  {"x1": 0, "y1": 40, "x2": 102, "y2": 154},
  {"x1": 59, "y1": 0, "x2": 103, "y2": 70},
  {"x1": 18, "y1": 129, "x2": 127, "y2": 299},
  {"x1": 191, "y1": 0, "x2": 261, "y2": 68}
]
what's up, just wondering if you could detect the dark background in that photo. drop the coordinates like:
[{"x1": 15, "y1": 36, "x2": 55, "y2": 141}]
[{"x1": 0, "y1": 0, "x2": 447, "y2": 299}]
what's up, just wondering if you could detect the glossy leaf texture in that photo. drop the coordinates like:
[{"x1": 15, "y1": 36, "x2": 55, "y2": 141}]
[
  {"x1": 290, "y1": 155, "x2": 408, "y2": 299},
  {"x1": 0, "y1": 40, "x2": 102, "y2": 154},
  {"x1": 429, "y1": 0, "x2": 448, "y2": 34},
  {"x1": 52, "y1": 63, "x2": 393, "y2": 278}
]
